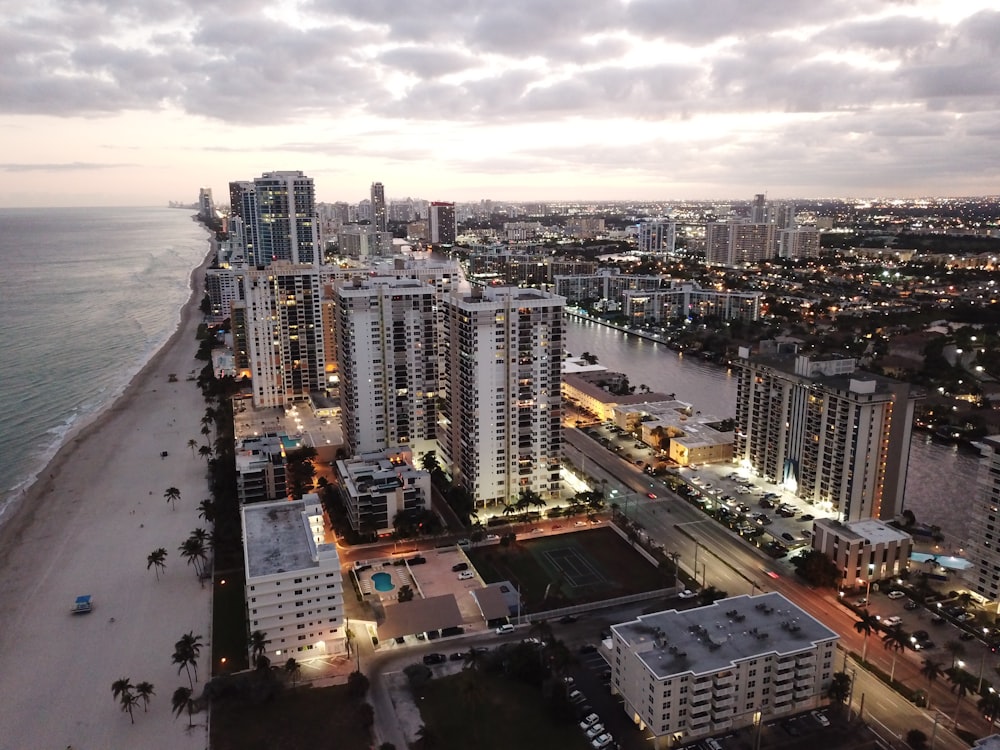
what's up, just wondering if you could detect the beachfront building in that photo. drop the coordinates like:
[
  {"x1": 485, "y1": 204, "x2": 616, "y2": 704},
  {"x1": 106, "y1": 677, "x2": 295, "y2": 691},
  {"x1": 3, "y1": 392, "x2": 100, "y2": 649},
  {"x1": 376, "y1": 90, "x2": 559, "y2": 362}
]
[
  {"x1": 621, "y1": 282, "x2": 762, "y2": 325},
  {"x1": 235, "y1": 434, "x2": 288, "y2": 504},
  {"x1": 335, "y1": 449, "x2": 432, "y2": 536},
  {"x1": 811, "y1": 518, "x2": 913, "y2": 589},
  {"x1": 438, "y1": 286, "x2": 564, "y2": 508},
  {"x1": 611, "y1": 592, "x2": 838, "y2": 748},
  {"x1": 335, "y1": 276, "x2": 439, "y2": 456},
  {"x1": 243, "y1": 263, "x2": 327, "y2": 409},
  {"x1": 734, "y1": 341, "x2": 919, "y2": 523},
  {"x1": 965, "y1": 436, "x2": 1000, "y2": 602},
  {"x1": 251, "y1": 171, "x2": 320, "y2": 266},
  {"x1": 242, "y1": 495, "x2": 345, "y2": 662}
]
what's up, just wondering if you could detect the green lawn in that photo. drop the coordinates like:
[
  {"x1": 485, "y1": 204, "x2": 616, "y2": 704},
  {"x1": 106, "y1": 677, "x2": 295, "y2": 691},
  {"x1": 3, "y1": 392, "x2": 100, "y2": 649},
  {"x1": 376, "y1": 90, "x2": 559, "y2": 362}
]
[
  {"x1": 416, "y1": 670, "x2": 591, "y2": 750},
  {"x1": 467, "y1": 527, "x2": 675, "y2": 612},
  {"x1": 210, "y1": 682, "x2": 372, "y2": 750}
]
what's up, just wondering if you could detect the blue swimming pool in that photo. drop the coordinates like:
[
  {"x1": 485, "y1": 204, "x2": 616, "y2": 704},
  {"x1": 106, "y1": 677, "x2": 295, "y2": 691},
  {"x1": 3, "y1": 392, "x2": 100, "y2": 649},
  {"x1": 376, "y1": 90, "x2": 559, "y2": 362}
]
[
  {"x1": 372, "y1": 571, "x2": 394, "y2": 592},
  {"x1": 910, "y1": 552, "x2": 972, "y2": 571}
]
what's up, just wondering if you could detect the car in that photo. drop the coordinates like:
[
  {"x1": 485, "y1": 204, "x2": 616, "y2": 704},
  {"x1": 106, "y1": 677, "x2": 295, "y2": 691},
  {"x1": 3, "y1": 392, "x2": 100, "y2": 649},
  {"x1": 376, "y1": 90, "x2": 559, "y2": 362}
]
[
  {"x1": 799, "y1": 513, "x2": 815, "y2": 522},
  {"x1": 811, "y1": 710, "x2": 830, "y2": 727},
  {"x1": 647, "y1": 492, "x2": 657, "y2": 499},
  {"x1": 912, "y1": 630, "x2": 930, "y2": 641},
  {"x1": 854, "y1": 598, "x2": 869, "y2": 607},
  {"x1": 579, "y1": 643, "x2": 598, "y2": 654},
  {"x1": 960, "y1": 631, "x2": 977, "y2": 641},
  {"x1": 765, "y1": 570, "x2": 780, "y2": 579},
  {"x1": 882, "y1": 616, "x2": 903, "y2": 627},
  {"x1": 579, "y1": 713, "x2": 600, "y2": 728},
  {"x1": 496, "y1": 623, "x2": 515, "y2": 634},
  {"x1": 737, "y1": 503, "x2": 751, "y2": 513},
  {"x1": 904, "y1": 600, "x2": 920, "y2": 610},
  {"x1": 703, "y1": 739, "x2": 724, "y2": 750},
  {"x1": 913, "y1": 640, "x2": 936, "y2": 650},
  {"x1": 591, "y1": 733, "x2": 614, "y2": 749},
  {"x1": 678, "y1": 589, "x2": 698, "y2": 599},
  {"x1": 451, "y1": 562, "x2": 469, "y2": 572},
  {"x1": 559, "y1": 614, "x2": 579, "y2": 624},
  {"x1": 586, "y1": 724, "x2": 606, "y2": 739},
  {"x1": 931, "y1": 614, "x2": 947, "y2": 625},
  {"x1": 758, "y1": 498, "x2": 775, "y2": 509},
  {"x1": 887, "y1": 590, "x2": 906, "y2": 599},
  {"x1": 422, "y1": 653, "x2": 446, "y2": 665},
  {"x1": 485, "y1": 533, "x2": 500, "y2": 541},
  {"x1": 457, "y1": 538, "x2": 471, "y2": 547},
  {"x1": 449, "y1": 651, "x2": 467, "y2": 661},
  {"x1": 568, "y1": 689, "x2": 585, "y2": 703},
  {"x1": 777, "y1": 508, "x2": 796, "y2": 518},
  {"x1": 457, "y1": 570, "x2": 475, "y2": 580},
  {"x1": 781, "y1": 532, "x2": 795, "y2": 541}
]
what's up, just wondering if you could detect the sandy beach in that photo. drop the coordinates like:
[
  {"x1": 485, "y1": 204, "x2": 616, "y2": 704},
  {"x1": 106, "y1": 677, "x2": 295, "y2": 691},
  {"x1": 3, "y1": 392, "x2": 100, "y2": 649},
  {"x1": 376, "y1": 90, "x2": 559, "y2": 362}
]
[{"x1": 0, "y1": 247, "x2": 216, "y2": 749}]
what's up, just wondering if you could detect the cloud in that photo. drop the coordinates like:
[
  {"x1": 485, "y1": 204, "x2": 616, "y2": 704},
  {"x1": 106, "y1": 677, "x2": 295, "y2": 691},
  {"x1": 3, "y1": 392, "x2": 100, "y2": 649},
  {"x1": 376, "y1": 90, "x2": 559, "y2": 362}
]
[{"x1": 0, "y1": 162, "x2": 134, "y2": 171}]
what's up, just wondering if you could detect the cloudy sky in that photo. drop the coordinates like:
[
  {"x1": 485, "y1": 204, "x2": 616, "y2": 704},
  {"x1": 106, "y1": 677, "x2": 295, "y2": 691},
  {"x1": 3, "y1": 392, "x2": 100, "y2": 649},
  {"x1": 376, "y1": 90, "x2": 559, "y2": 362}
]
[{"x1": 2, "y1": 0, "x2": 999, "y2": 207}]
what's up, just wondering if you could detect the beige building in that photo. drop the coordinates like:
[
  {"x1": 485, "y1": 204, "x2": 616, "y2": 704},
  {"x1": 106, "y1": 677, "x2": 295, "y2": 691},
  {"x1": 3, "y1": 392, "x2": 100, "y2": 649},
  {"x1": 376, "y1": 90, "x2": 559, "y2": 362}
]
[
  {"x1": 611, "y1": 592, "x2": 838, "y2": 748},
  {"x1": 613, "y1": 401, "x2": 734, "y2": 467},
  {"x1": 335, "y1": 448, "x2": 432, "y2": 536},
  {"x1": 811, "y1": 518, "x2": 913, "y2": 589}
]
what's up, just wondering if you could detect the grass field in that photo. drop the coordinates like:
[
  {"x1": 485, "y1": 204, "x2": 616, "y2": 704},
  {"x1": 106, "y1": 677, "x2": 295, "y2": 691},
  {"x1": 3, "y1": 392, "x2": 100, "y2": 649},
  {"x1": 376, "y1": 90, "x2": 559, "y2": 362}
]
[
  {"x1": 210, "y1": 682, "x2": 372, "y2": 750},
  {"x1": 416, "y1": 669, "x2": 591, "y2": 750},
  {"x1": 466, "y1": 527, "x2": 675, "y2": 611}
]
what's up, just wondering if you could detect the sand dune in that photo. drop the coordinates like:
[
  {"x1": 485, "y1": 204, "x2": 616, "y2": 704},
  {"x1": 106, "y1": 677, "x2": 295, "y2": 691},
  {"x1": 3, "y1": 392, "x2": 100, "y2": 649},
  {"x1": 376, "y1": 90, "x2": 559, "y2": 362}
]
[{"x1": 0, "y1": 252, "x2": 216, "y2": 750}]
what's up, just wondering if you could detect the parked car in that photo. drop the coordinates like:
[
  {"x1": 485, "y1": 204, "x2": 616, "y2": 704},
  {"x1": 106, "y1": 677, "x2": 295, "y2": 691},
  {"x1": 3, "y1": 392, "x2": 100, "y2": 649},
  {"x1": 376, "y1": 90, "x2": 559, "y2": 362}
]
[
  {"x1": 422, "y1": 653, "x2": 446, "y2": 665},
  {"x1": 591, "y1": 733, "x2": 614, "y2": 749},
  {"x1": 452, "y1": 562, "x2": 469, "y2": 572},
  {"x1": 457, "y1": 570, "x2": 475, "y2": 580},
  {"x1": 579, "y1": 713, "x2": 600, "y2": 728},
  {"x1": 559, "y1": 614, "x2": 579, "y2": 624},
  {"x1": 678, "y1": 589, "x2": 698, "y2": 599},
  {"x1": 811, "y1": 710, "x2": 830, "y2": 727},
  {"x1": 568, "y1": 689, "x2": 585, "y2": 703},
  {"x1": 904, "y1": 600, "x2": 920, "y2": 610},
  {"x1": 449, "y1": 651, "x2": 467, "y2": 661},
  {"x1": 960, "y1": 631, "x2": 977, "y2": 641},
  {"x1": 799, "y1": 513, "x2": 815, "y2": 522},
  {"x1": 586, "y1": 724, "x2": 606, "y2": 740},
  {"x1": 496, "y1": 623, "x2": 515, "y2": 634}
]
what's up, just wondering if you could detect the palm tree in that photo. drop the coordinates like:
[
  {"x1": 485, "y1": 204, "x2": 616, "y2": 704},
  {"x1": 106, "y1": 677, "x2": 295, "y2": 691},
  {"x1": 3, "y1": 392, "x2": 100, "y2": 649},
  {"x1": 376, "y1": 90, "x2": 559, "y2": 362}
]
[
  {"x1": 197, "y1": 499, "x2": 216, "y2": 525},
  {"x1": 187, "y1": 438, "x2": 198, "y2": 457},
  {"x1": 146, "y1": 548, "x2": 167, "y2": 581},
  {"x1": 135, "y1": 681, "x2": 155, "y2": 712},
  {"x1": 172, "y1": 631, "x2": 203, "y2": 687},
  {"x1": 164, "y1": 486, "x2": 181, "y2": 511},
  {"x1": 112, "y1": 677, "x2": 133, "y2": 703},
  {"x1": 944, "y1": 639, "x2": 966, "y2": 669},
  {"x1": 200, "y1": 423, "x2": 211, "y2": 440},
  {"x1": 920, "y1": 659, "x2": 943, "y2": 709},
  {"x1": 285, "y1": 658, "x2": 301, "y2": 687},
  {"x1": 502, "y1": 503, "x2": 518, "y2": 518},
  {"x1": 949, "y1": 669, "x2": 976, "y2": 728},
  {"x1": 854, "y1": 609, "x2": 880, "y2": 663},
  {"x1": 249, "y1": 630, "x2": 269, "y2": 666},
  {"x1": 111, "y1": 678, "x2": 137, "y2": 724},
  {"x1": 179, "y1": 537, "x2": 207, "y2": 579},
  {"x1": 198, "y1": 445, "x2": 213, "y2": 462},
  {"x1": 171, "y1": 686, "x2": 194, "y2": 728},
  {"x1": 882, "y1": 625, "x2": 908, "y2": 682}
]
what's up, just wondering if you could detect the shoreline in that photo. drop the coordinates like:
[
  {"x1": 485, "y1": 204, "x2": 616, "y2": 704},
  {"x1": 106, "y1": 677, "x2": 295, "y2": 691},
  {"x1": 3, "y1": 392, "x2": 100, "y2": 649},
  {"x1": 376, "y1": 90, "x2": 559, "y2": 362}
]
[{"x1": 0, "y1": 225, "x2": 218, "y2": 748}]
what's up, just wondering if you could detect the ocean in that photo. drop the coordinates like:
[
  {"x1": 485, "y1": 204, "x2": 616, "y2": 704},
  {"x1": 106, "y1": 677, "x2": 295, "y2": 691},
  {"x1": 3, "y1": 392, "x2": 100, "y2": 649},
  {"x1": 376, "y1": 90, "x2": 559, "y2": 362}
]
[{"x1": 0, "y1": 207, "x2": 210, "y2": 524}]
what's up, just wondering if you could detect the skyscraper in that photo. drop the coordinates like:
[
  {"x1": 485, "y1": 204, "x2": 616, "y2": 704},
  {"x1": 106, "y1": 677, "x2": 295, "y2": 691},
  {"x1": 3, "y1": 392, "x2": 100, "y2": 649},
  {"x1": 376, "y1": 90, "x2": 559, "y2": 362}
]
[
  {"x1": 371, "y1": 182, "x2": 387, "y2": 233},
  {"x1": 429, "y1": 201, "x2": 457, "y2": 245},
  {"x1": 734, "y1": 342, "x2": 918, "y2": 522},
  {"x1": 965, "y1": 437, "x2": 1000, "y2": 602},
  {"x1": 750, "y1": 193, "x2": 767, "y2": 223},
  {"x1": 637, "y1": 220, "x2": 677, "y2": 255},
  {"x1": 439, "y1": 286, "x2": 564, "y2": 508},
  {"x1": 704, "y1": 220, "x2": 775, "y2": 266},
  {"x1": 253, "y1": 171, "x2": 319, "y2": 266},
  {"x1": 335, "y1": 276, "x2": 439, "y2": 456}
]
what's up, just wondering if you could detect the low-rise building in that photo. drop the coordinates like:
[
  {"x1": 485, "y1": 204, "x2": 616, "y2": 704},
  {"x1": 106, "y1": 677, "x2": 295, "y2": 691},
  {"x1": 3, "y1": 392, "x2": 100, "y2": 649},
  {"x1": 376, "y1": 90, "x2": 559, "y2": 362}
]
[
  {"x1": 242, "y1": 495, "x2": 344, "y2": 662},
  {"x1": 336, "y1": 448, "x2": 432, "y2": 536},
  {"x1": 811, "y1": 518, "x2": 913, "y2": 588},
  {"x1": 611, "y1": 592, "x2": 838, "y2": 748},
  {"x1": 235, "y1": 433, "x2": 287, "y2": 504}
]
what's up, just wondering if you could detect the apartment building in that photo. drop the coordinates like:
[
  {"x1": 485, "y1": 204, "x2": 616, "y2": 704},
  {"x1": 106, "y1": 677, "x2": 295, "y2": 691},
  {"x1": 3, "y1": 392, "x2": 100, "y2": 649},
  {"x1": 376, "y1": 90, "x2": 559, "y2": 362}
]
[
  {"x1": 812, "y1": 518, "x2": 913, "y2": 588},
  {"x1": 242, "y1": 496, "x2": 345, "y2": 662},
  {"x1": 439, "y1": 286, "x2": 564, "y2": 507},
  {"x1": 611, "y1": 593, "x2": 838, "y2": 748},
  {"x1": 965, "y1": 436, "x2": 1000, "y2": 602},
  {"x1": 335, "y1": 449, "x2": 432, "y2": 536}
]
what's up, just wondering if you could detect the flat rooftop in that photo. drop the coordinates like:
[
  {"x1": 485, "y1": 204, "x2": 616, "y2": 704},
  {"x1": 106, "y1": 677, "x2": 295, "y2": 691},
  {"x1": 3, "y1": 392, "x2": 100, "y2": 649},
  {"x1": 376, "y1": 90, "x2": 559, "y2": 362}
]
[
  {"x1": 612, "y1": 592, "x2": 838, "y2": 679},
  {"x1": 243, "y1": 501, "x2": 318, "y2": 579}
]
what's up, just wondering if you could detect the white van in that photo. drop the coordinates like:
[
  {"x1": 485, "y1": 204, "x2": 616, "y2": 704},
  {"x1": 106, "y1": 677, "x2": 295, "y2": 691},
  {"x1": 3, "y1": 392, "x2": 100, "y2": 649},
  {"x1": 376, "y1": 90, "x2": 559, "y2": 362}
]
[{"x1": 495, "y1": 623, "x2": 515, "y2": 634}]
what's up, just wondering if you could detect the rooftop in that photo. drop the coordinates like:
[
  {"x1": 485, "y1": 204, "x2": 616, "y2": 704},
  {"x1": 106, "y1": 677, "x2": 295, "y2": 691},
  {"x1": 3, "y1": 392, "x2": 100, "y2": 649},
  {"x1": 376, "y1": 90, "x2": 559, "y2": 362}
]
[
  {"x1": 814, "y1": 517, "x2": 911, "y2": 545},
  {"x1": 243, "y1": 499, "x2": 335, "y2": 579},
  {"x1": 612, "y1": 592, "x2": 838, "y2": 679}
]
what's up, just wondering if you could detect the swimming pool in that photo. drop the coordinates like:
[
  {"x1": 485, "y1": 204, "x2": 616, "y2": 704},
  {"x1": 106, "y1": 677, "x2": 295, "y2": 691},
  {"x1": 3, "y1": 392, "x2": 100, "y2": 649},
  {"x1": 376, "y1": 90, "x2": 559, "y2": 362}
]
[
  {"x1": 909, "y1": 552, "x2": 972, "y2": 571},
  {"x1": 372, "y1": 571, "x2": 395, "y2": 592}
]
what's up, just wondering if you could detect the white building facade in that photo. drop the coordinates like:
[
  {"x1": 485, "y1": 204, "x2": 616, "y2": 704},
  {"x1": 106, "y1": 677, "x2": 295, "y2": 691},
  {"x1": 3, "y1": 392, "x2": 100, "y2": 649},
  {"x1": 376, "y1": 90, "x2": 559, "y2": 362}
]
[
  {"x1": 335, "y1": 449, "x2": 432, "y2": 536},
  {"x1": 965, "y1": 436, "x2": 1000, "y2": 602},
  {"x1": 242, "y1": 496, "x2": 344, "y2": 662},
  {"x1": 439, "y1": 286, "x2": 564, "y2": 507},
  {"x1": 811, "y1": 518, "x2": 913, "y2": 588}
]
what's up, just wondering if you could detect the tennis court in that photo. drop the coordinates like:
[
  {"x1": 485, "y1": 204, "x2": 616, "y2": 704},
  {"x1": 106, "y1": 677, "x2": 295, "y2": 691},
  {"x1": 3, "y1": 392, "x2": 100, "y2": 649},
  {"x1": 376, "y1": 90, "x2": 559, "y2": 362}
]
[{"x1": 538, "y1": 546, "x2": 606, "y2": 589}]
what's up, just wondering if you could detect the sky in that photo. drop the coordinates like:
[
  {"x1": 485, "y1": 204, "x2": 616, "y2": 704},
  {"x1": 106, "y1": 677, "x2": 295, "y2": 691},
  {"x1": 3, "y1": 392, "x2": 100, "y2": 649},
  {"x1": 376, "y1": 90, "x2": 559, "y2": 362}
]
[{"x1": 1, "y1": 0, "x2": 999, "y2": 207}]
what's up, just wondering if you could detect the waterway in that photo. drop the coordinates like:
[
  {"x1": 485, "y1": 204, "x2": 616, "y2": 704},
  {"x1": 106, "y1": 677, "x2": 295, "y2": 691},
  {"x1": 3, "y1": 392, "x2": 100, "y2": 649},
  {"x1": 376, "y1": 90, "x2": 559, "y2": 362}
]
[{"x1": 564, "y1": 315, "x2": 978, "y2": 549}]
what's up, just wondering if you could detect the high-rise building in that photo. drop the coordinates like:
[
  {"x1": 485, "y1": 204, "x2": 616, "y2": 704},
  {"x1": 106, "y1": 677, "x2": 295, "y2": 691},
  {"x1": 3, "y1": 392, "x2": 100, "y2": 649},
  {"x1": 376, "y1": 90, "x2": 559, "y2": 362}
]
[
  {"x1": 429, "y1": 201, "x2": 457, "y2": 245},
  {"x1": 241, "y1": 495, "x2": 344, "y2": 662},
  {"x1": 637, "y1": 220, "x2": 677, "y2": 255},
  {"x1": 439, "y1": 286, "x2": 564, "y2": 508},
  {"x1": 750, "y1": 193, "x2": 767, "y2": 223},
  {"x1": 965, "y1": 437, "x2": 1000, "y2": 602},
  {"x1": 335, "y1": 448, "x2": 432, "y2": 536},
  {"x1": 705, "y1": 220, "x2": 775, "y2": 266},
  {"x1": 253, "y1": 171, "x2": 319, "y2": 266},
  {"x1": 778, "y1": 228, "x2": 821, "y2": 259},
  {"x1": 244, "y1": 263, "x2": 326, "y2": 408},
  {"x1": 335, "y1": 276, "x2": 439, "y2": 456},
  {"x1": 337, "y1": 224, "x2": 393, "y2": 259},
  {"x1": 611, "y1": 592, "x2": 838, "y2": 747},
  {"x1": 371, "y1": 182, "x2": 387, "y2": 233},
  {"x1": 734, "y1": 342, "x2": 919, "y2": 522},
  {"x1": 228, "y1": 180, "x2": 257, "y2": 263},
  {"x1": 198, "y1": 188, "x2": 215, "y2": 222}
]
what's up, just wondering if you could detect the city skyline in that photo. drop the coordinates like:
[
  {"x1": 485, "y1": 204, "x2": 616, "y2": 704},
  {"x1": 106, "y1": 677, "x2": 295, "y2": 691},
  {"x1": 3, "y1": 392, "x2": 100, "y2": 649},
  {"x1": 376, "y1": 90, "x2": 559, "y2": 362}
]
[{"x1": 2, "y1": 0, "x2": 999, "y2": 207}]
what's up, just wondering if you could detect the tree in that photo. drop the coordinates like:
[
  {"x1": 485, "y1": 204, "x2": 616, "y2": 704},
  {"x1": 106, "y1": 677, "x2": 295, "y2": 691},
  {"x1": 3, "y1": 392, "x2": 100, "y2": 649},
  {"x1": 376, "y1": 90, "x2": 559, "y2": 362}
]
[
  {"x1": 112, "y1": 678, "x2": 137, "y2": 724},
  {"x1": 905, "y1": 728, "x2": 929, "y2": 750},
  {"x1": 284, "y1": 658, "x2": 301, "y2": 687},
  {"x1": 285, "y1": 445, "x2": 318, "y2": 499},
  {"x1": 171, "y1": 686, "x2": 194, "y2": 728},
  {"x1": 827, "y1": 671, "x2": 851, "y2": 704},
  {"x1": 920, "y1": 659, "x2": 943, "y2": 707},
  {"x1": 791, "y1": 549, "x2": 841, "y2": 588},
  {"x1": 198, "y1": 445, "x2": 213, "y2": 462},
  {"x1": 197, "y1": 498, "x2": 216, "y2": 525},
  {"x1": 146, "y1": 548, "x2": 167, "y2": 581},
  {"x1": 135, "y1": 681, "x2": 155, "y2": 713},
  {"x1": 420, "y1": 451, "x2": 440, "y2": 475},
  {"x1": 854, "y1": 609, "x2": 881, "y2": 663},
  {"x1": 944, "y1": 640, "x2": 966, "y2": 669},
  {"x1": 178, "y1": 537, "x2": 207, "y2": 580},
  {"x1": 164, "y1": 486, "x2": 181, "y2": 510},
  {"x1": 949, "y1": 669, "x2": 976, "y2": 728},
  {"x1": 397, "y1": 584, "x2": 415, "y2": 603},
  {"x1": 249, "y1": 630, "x2": 269, "y2": 666},
  {"x1": 357, "y1": 702, "x2": 375, "y2": 729},
  {"x1": 347, "y1": 669, "x2": 370, "y2": 698},
  {"x1": 882, "y1": 625, "x2": 909, "y2": 682},
  {"x1": 172, "y1": 632, "x2": 203, "y2": 688},
  {"x1": 187, "y1": 438, "x2": 198, "y2": 457}
]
